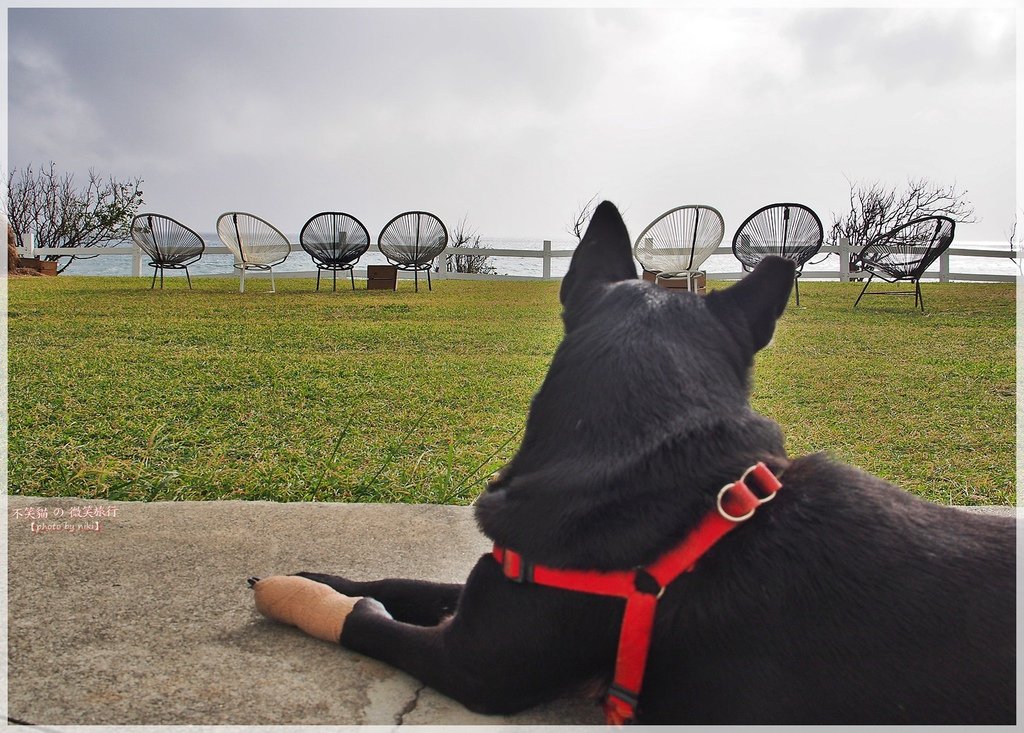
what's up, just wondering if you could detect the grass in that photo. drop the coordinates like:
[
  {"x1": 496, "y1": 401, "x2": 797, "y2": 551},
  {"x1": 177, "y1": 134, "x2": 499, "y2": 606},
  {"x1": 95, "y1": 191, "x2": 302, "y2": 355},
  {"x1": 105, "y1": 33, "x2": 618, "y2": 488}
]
[{"x1": 7, "y1": 275, "x2": 1016, "y2": 506}]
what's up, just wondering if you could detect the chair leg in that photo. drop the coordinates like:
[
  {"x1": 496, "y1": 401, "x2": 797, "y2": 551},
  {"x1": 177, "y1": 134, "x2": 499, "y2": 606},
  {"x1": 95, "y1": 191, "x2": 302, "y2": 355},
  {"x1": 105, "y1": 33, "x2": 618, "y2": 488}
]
[
  {"x1": 853, "y1": 273, "x2": 874, "y2": 307},
  {"x1": 916, "y1": 280, "x2": 924, "y2": 312},
  {"x1": 414, "y1": 270, "x2": 419, "y2": 292},
  {"x1": 350, "y1": 269, "x2": 356, "y2": 290},
  {"x1": 270, "y1": 268, "x2": 276, "y2": 294},
  {"x1": 333, "y1": 269, "x2": 337, "y2": 292},
  {"x1": 240, "y1": 266, "x2": 246, "y2": 293},
  {"x1": 316, "y1": 269, "x2": 321, "y2": 292},
  {"x1": 160, "y1": 268, "x2": 165, "y2": 289},
  {"x1": 793, "y1": 275, "x2": 800, "y2": 307},
  {"x1": 185, "y1": 267, "x2": 193, "y2": 290},
  {"x1": 150, "y1": 267, "x2": 158, "y2": 289},
  {"x1": 427, "y1": 268, "x2": 432, "y2": 291}
]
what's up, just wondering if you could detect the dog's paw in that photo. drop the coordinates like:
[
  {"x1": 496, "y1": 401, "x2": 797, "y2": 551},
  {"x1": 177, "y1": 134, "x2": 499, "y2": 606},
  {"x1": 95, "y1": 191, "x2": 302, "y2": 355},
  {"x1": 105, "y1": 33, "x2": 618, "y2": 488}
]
[{"x1": 252, "y1": 575, "x2": 363, "y2": 643}]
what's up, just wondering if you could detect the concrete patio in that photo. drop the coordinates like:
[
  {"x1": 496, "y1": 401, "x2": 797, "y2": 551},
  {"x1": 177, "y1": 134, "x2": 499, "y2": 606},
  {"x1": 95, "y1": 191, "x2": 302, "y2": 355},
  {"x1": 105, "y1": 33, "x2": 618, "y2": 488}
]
[{"x1": 6, "y1": 496, "x2": 605, "y2": 727}]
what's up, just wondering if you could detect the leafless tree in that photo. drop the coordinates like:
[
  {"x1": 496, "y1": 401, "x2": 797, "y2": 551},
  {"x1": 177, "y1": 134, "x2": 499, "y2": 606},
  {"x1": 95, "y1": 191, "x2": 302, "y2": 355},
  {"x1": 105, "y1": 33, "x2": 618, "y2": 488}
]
[
  {"x1": 6, "y1": 162, "x2": 144, "y2": 273},
  {"x1": 1007, "y1": 211, "x2": 1021, "y2": 251},
  {"x1": 829, "y1": 176, "x2": 977, "y2": 252},
  {"x1": 444, "y1": 215, "x2": 495, "y2": 275},
  {"x1": 1006, "y1": 210, "x2": 1022, "y2": 273},
  {"x1": 566, "y1": 193, "x2": 600, "y2": 242}
]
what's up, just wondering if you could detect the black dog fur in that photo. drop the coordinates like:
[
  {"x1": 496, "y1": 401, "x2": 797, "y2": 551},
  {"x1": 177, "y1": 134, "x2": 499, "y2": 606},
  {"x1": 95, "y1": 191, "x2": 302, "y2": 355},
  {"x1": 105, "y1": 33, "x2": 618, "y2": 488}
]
[{"x1": 290, "y1": 201, "x2": 1015, "y2": 724}]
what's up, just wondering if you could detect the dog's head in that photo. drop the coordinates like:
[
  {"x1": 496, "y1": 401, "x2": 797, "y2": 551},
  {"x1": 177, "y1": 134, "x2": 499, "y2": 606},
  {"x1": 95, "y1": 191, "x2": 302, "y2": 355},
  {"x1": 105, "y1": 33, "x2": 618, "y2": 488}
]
[{"x1": 476, "y1": 201, "x2": 795, "y2": 568}]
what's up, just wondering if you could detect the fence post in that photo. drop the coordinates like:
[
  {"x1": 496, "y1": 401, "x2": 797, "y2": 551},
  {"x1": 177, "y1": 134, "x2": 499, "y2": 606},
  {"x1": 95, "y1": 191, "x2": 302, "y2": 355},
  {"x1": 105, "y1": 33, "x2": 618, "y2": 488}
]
[
  {"x1": 939, "y1": 251, "x2": 949, "y2": 282},
  {"x1": 132, "y1": 241, "x2": 142, "y2": 277},
  {"x1": 839, "y1": 237, "x2": 849, "y2": 282},
  {"x1": 542, "y1": 240, "x2": 551, "y2": 279},
  {"x1": 435, "y1": 248, "x2": 446, "y2": 281}
]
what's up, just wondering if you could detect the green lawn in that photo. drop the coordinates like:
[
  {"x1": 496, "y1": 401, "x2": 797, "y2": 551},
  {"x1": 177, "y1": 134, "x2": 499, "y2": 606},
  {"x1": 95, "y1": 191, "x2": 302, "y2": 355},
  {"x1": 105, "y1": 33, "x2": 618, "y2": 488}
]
[{"x1": 7, "y1": 275, "x2": 1016, "y2": 505}]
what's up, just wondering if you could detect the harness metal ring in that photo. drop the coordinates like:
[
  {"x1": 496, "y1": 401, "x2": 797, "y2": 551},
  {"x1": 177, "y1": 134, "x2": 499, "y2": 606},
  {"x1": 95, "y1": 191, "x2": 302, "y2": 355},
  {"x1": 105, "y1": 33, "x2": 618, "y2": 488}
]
[
  {"x1": 740, "y1": 463, "x2": 777, "y2": 505},
  {"x1": 717, "y1": 483, "x2": 755, "y2": 522}
]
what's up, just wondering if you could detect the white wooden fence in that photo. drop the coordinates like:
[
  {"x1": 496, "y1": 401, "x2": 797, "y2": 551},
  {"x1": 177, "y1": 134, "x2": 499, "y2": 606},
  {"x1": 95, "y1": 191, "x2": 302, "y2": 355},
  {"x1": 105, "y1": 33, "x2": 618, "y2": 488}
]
[{"x1": 15, "y1": 235, "x2": 1018, "y2": 283}]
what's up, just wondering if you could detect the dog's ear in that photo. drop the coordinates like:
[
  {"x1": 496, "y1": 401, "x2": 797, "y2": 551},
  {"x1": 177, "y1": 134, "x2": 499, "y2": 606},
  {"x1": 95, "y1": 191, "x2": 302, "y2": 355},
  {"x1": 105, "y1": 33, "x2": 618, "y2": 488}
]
[
  {"x1": 706, "y1": 256, "x2": 795, "y2": 352},
  {"x1": 559, "y1": 201, "x2": 637, "y2": 313}
]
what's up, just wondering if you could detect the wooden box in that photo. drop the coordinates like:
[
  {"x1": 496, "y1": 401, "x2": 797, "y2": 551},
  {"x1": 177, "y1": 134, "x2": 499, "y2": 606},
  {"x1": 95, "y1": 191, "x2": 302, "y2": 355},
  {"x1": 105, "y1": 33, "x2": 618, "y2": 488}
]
[
  {"x1": 655, "y1": 271, "x2": 706, "y2": 295},
  {"x1": 367, "y1": 264, "x2": 398, "y2": 291}
]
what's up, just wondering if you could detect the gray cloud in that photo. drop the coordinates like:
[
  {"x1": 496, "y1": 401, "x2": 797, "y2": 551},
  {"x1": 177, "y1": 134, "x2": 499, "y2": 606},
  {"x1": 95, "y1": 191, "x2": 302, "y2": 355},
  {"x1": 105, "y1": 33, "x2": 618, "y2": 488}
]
[{"x1": 7, "y1": 7, "x2": 1016, "y2": 241}]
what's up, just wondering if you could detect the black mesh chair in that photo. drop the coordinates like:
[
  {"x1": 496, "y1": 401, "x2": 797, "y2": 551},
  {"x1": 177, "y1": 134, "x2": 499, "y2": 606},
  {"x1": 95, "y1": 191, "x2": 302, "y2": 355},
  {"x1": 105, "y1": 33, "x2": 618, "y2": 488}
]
[
  {"x1": 300, "y1": 212, "x2": 371, "y2": 291},
  {"x1": 633, "y1": 205, "x2": 725, "y2": 290},
  {"x1": 852, "y1": 216, "x2": 955, "y2": 312},
  {"x1": 378, "y1": 211, "x2": 448, "y2": 292},
  {"x1": 216, "y1": 212, "x2": 291, "y2": 293},
  {"x1": 732, "y1": 203, "x2": 824, "y2": 306},
  {"x1": 130, "y1": 213, "x2": 205, "y2": 289}
]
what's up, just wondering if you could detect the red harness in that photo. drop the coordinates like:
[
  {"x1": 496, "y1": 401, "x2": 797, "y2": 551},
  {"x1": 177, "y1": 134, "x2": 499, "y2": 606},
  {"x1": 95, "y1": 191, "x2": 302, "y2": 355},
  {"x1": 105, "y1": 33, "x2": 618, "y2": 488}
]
[{"x1": 491, "y1": 461, "x2": 782, "y2": 725}]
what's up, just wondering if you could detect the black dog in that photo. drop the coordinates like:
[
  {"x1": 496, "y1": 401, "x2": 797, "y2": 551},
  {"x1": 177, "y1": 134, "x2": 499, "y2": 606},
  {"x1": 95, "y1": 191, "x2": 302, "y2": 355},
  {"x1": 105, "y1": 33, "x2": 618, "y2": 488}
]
[{"x1": 253, "y1": 201, "x2": 1015, "y2": 724}]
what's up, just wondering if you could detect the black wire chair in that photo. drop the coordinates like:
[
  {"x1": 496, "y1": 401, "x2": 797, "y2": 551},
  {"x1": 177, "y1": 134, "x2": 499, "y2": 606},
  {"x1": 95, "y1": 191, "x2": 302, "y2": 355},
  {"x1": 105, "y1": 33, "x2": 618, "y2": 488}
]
[
  {"x1": 378, "y1": 211, "x2": 448, "y2": 292},
  {"x1": 300, "y1": 212, "x2": 371, "y2": 291},
  {"x1": 732, "y1": 203, "x2": 824, "y2": 306},
  {"x1": 852, "y1": 216, "x2": 956, "y2": 312},
  {"x1": 216, "y1": 212, "x2": 291, "y2": 293},
  {"x1": 633, "y1": 205, "x2": 725, "y2": 291},
  {"x1": 130, "y1": 213, "x2": 205, "y2": 289}
]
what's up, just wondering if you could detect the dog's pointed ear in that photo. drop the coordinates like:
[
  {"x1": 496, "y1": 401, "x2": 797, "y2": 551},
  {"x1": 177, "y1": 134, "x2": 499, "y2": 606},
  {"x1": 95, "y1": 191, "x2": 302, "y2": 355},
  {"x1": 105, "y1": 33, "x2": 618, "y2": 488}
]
[
  {"x1": 559, "y1": 201, "x2": 637, "y2": 312},
  {"x1": 706, "y1": 256, "x2": 795, "y2": 352}
]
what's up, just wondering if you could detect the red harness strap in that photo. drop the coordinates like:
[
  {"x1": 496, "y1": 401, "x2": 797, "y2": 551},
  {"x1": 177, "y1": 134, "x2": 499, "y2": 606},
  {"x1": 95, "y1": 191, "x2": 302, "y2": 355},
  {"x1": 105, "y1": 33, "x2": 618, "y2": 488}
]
[{"x1": 492, "y1": 462, "x2": 782, "y2": 725}]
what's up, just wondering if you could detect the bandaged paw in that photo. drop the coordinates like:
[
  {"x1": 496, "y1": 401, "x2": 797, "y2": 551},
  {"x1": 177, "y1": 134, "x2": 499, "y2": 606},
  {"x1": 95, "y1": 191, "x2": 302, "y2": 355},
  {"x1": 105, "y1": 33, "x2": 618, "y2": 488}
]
[{"x1": 253, "y1": 575, "x2": 362, "y2": 643}]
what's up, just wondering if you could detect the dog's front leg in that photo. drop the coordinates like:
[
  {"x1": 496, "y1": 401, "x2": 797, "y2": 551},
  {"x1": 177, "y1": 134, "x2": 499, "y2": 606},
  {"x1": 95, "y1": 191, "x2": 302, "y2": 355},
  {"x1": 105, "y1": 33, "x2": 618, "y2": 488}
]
[
  {"x1": 294, "y1": 571, "x2": 463, "y2": 626},
  {"x1": 340, "y1": 558, "x2": 619, "y2": 715}
]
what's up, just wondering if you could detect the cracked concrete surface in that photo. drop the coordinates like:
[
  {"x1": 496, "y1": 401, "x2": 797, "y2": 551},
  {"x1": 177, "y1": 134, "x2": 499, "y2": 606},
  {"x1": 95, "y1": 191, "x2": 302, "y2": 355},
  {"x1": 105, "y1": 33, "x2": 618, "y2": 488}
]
[
  {"x1": 7, "y1": 496, "x2": 1010, "y2": 726},
  {"x1": 394, "y1": 683, "x2": 426, "y2": 725},
  {"x1": 6, "y1": 496, "x2": 604, "y2": 725}
]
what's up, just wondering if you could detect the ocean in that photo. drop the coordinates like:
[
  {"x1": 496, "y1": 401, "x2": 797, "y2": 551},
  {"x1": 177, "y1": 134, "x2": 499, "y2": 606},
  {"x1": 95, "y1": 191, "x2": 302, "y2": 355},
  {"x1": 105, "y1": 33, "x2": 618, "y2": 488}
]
[{"x1": 54, "y1": 235, "x2": 1019, "y2": 281}]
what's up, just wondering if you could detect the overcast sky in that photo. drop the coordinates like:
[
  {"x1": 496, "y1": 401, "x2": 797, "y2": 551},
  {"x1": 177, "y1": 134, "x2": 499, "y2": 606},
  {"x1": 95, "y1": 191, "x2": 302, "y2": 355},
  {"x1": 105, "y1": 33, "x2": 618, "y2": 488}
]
[{"x1": 6, "y1": 6, "x2": 1017, "y2": 242}]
